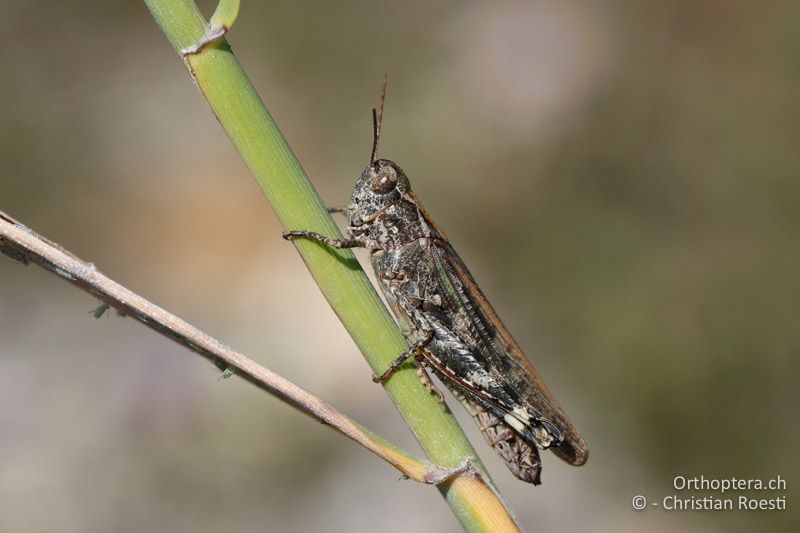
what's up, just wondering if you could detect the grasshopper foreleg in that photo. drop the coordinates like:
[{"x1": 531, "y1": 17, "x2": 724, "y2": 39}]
[
  {"x1": 326, "y1": 206, "x2": 349, "y2": 215},
  {"x1": 282, "y1": 230, "x2": 362, "y2": 249}
]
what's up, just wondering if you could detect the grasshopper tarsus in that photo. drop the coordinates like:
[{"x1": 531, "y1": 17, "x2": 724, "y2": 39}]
[
  {"x1": 282, "y1": 230, "x2": 362, "y2": 249},
  {"x1": 417, "y1": 365, "x2": 446, "y2": 404},
  {"x1": 326, "y1": 206, "x2": 348, "y2": 215}
]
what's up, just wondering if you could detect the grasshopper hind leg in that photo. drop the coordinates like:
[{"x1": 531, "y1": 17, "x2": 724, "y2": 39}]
[{"x1": 455, "y1": 389, "x2": 543, "y2": 485}]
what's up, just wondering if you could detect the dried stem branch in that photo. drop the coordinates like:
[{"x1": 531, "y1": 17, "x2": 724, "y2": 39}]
[{"x1": 0, "y1": 210, "x2": 465, "y2": 485}]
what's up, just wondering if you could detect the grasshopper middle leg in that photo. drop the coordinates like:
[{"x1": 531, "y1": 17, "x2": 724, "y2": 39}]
[{"x1": 372, "y1": 329, "x2": 434, "y2": 383}]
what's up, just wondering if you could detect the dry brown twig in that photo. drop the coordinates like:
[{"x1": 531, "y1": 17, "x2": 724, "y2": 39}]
[{"x1": 0, "y1": 209, "x2": 479, "y2": 486}]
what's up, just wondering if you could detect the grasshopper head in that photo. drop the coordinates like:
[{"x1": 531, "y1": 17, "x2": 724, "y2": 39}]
[{"x1": 347, "y1": 159, "x2": 411, "y2": 227}]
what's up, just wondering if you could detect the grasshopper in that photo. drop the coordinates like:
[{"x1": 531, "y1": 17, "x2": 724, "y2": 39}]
[{"x1": 284, "y1": 79, "x2": 588, "y2": 484}]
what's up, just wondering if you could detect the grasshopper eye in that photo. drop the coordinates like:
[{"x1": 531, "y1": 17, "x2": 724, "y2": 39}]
[{"x1": 372, "y1": 166, "x2": 398, "y2": 194}]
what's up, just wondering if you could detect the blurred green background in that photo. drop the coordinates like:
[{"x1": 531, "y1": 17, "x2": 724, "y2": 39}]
[{"x1": 1, "y1": 1, "x2": 797, "y2": 531}]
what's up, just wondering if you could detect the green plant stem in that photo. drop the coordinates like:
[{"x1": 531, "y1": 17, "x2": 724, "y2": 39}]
[{"x1": 145, "y1": 2, "x2": 519, "y2": 531}]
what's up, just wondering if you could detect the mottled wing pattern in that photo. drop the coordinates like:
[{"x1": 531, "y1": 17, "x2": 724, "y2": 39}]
[
  {"x1": 430, "y1": 242, "x2": 588, "y2": 466},
  {"x1": 446, "y1": 381, "x2": 543, "y2": 484}
]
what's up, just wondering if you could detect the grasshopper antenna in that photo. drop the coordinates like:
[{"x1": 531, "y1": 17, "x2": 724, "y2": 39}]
[{"x1": 370, "y1": 74, "x2": 388, "y2": 165}]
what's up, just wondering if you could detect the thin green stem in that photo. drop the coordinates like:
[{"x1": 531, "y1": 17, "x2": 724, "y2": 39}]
[{"x1": 145, "y1": 2, "x2": 519, "y2": 531}]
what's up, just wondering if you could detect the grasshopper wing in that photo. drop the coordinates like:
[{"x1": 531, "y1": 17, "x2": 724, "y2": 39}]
[{"x1": 429, "y1": 239, "x2": 589, "y2": 466}]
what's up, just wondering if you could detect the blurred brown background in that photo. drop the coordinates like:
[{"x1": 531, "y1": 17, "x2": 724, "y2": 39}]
[{"x1": 1, "y1": 1, "x2": 797, "y2": 532}]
